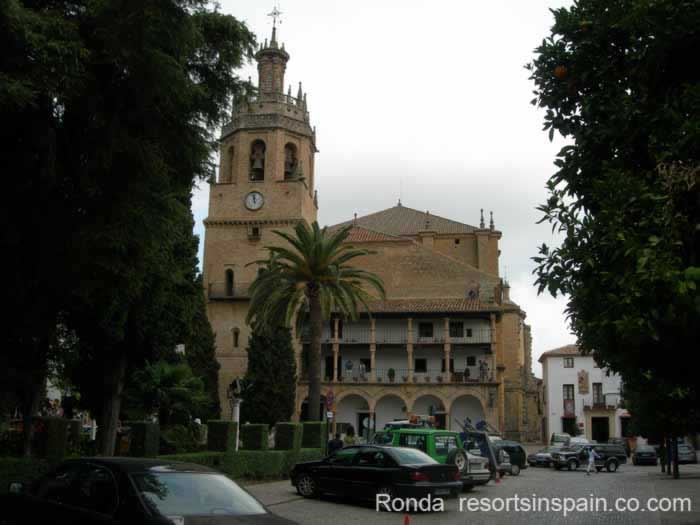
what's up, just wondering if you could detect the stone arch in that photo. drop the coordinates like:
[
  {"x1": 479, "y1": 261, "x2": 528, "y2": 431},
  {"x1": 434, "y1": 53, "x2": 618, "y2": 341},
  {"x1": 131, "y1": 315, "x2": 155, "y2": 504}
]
[
  {"x1": 336, "y1": 389, "x2": 374, "y2": 411},
  {"x1": 335, "y1": 394, "x2": 370, "y2": 433},
  {"x1": 375, "y1": 394, "x2": 408, "y2": 430},
  {"x1": 448, "y1": 394, "x2": 486, "y2": 431}
]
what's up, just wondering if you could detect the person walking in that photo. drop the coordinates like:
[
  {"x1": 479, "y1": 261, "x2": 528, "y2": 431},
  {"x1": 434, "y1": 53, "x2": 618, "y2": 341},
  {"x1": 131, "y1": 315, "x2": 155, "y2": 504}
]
[
  {"x1": 328, "y1": 433, "x2": 344, "y2": 455},
  {"x1": 586, "y1": 446, "x2": 600, "y2": 475}
]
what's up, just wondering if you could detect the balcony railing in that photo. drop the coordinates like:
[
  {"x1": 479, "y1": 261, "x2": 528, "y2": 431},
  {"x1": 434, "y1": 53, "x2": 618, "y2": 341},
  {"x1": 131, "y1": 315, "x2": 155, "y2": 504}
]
[
  {"x1": 207, "y1": 281, "x2": 252, "y2": 300},
  {"x1": 309, "y1": 367, "x2": 497, "y2": 385},
  {"x1": 301, "y1": 325, "x2": 492, "y2": 344}
]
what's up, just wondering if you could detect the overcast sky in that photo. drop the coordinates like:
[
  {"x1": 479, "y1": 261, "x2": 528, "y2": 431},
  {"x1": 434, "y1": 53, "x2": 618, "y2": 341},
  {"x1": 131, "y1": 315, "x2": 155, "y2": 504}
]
[{"x1": 192, "y1": 0, "x2": 576, "y2": 376}]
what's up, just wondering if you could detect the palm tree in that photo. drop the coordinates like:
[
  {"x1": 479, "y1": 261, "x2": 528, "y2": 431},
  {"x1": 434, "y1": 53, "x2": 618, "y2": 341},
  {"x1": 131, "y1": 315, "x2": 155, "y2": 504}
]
[{"x1": 246, "y1": 221, "x2": 385, "y2": 421}]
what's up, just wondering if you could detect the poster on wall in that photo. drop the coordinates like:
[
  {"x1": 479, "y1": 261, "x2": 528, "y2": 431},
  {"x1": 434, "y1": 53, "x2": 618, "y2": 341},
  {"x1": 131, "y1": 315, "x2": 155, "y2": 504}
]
[{"x1": 578, "y1": 369, "x2": 589, "y2": 394}]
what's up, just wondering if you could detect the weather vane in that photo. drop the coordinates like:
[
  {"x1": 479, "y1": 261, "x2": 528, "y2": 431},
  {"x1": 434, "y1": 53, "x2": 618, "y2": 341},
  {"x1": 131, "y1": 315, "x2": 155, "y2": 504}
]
[{"x1": 268, "y1": 5, "x2": 283, "y2": 29}]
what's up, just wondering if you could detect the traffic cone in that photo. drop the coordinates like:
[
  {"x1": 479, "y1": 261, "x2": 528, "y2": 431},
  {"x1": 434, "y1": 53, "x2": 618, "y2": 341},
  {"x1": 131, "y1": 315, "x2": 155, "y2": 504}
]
[{"x1": 403, "y1": 514, "x2": 410, "y2": 525}]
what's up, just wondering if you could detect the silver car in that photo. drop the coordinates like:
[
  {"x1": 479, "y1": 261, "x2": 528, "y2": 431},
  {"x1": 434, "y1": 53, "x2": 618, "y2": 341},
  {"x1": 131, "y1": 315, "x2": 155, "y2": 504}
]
[{"x1": 678, "y1": 444, "x2": 698, "y2": 464}]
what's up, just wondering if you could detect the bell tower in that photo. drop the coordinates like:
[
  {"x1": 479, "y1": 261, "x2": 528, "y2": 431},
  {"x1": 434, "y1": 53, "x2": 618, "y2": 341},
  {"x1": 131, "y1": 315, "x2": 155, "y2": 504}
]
[{"x1": 202, "y1": 17, "x2": 318, "y2": 412}]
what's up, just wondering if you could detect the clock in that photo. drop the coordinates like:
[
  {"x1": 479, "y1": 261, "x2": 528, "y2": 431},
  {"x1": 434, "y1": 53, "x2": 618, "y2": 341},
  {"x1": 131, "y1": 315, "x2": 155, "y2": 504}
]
[{"x1": 244, "y1": 191, "x2": 264, "y2": 211}]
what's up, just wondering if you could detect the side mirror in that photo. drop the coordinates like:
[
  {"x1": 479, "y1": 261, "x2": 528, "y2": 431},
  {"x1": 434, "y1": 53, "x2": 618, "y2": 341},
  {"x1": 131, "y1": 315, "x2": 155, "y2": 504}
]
[{"x1": 8, "y1": 482, "x2": 26, "y2": 494}]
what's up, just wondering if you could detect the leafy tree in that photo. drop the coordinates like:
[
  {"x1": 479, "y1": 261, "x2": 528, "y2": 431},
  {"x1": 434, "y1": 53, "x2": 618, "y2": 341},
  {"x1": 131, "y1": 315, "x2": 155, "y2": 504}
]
[
  {"x1": 529, "y1": 0, "x2": 699, "y2": 476},
  {"x1": 240, "y1": 326, "x2": 296, "y2": 427},
  {"x1": 1, "y1": 0, "x2": 255, "y2": 454},
  {"x1": 122, "y1": 360, "x2": 208, "y2": 427},
  {"x1": 246, "y1": 222, "x2": 385, "y2": 421}
]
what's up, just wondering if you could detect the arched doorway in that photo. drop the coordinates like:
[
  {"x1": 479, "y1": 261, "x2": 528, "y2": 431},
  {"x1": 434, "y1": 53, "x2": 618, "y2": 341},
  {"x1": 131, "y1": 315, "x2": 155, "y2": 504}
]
[
  {"x1": 335, "y1": 394, "x2": 370, "y2": 439},
  {"x1": 412, "y1": 395, "x2": 447, "y2": 428},
  {"x1": 375, "y1": 394, "x2": 406, "y2": 430},
  {"x1": 450, "y1": 394, "x2": 486, "y2": 431}
]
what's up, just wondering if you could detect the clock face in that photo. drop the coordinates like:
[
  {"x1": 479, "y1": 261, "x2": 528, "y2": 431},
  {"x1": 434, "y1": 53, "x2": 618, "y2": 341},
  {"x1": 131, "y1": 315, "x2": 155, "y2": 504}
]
[{"x1": 244, "y1": 191, "x2": 264, "y2": 211}]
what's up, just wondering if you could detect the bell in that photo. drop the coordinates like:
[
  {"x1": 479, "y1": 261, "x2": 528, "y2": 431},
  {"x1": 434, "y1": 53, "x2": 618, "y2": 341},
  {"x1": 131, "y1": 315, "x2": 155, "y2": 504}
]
[{"x1": 252, "y1": 158, "x2": 263, "y2": 170}]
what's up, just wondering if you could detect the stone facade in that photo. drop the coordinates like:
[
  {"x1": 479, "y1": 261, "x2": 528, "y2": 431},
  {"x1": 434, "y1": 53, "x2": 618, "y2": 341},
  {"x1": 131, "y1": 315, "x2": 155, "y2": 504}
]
[{"x1": 202, "y1": 28, "x2": 542, "y2": 441}]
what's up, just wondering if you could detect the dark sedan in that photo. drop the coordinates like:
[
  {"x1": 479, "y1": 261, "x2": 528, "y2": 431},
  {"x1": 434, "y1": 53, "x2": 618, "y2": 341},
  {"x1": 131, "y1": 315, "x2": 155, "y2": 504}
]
[
  {"x1": 2, "y1": 457, "x2": 295, "y2": 525},
  {"x1": 632, "y1": 445, "x2": 658, "y2": 466},
  {"x1": 290, "y1": 445, "x2": 462, "y2": 502},
  {"x1": 527, "y1": 446, "x2": 559, "y2": 467}
]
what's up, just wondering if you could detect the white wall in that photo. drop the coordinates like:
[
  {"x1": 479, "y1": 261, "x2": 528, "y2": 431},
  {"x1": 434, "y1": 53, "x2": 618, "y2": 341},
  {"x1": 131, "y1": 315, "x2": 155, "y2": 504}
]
[{"x1": 543, "y1": 354, "x2": 625, "y2": 438}]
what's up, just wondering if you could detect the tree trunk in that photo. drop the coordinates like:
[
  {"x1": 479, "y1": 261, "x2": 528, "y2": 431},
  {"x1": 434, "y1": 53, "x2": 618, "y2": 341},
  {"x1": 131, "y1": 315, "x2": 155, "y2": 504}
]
[
  {"x1": 307, "y1": 291, "x2": 322, "y2": 421},
  {"x1": 97, "y1": 352, "x2": 128, "y2": 456},
  {"x1": 660, "y1": 437, "x2": 666, "y2": 473},
  {"x1": 672, "y1": 438, "x2": 679, "y2": 479}
]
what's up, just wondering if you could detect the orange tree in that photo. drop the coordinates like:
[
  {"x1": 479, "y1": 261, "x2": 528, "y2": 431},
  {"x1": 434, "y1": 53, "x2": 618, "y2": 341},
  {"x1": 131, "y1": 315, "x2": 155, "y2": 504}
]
[{"x1": 247, "y1": 222, "x2": 385, "y2": 421}]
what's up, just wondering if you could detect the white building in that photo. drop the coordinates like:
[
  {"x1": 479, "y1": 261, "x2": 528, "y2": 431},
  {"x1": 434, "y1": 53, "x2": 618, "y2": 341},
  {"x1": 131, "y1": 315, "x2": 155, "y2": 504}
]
[{"x1": 539, "y1": 345, "x2": 630, "y2": 442}]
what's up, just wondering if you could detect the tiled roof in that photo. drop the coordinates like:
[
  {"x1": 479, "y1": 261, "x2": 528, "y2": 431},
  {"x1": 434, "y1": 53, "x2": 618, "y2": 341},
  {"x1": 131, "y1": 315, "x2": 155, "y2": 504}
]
[
  {"x1": 330, "y1": 204, "x2": 478, "y2": 237},
  {"x1": 361, "y1": 298, "x2": 494, "y2": 314},
  {"x1": 538, "y1": 344, "x2": 580, "y2": 362},
  {"x1": 343, "y1": 226, "x2": 405, "y2": 243}
]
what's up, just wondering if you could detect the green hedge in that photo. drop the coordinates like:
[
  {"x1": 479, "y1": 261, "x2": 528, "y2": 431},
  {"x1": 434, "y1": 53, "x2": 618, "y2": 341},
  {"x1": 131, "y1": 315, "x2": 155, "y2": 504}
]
[
  {"x1": 0, "y1": 458, "x2": 52, "y2": 494},
  {"x1": 275, "y1": 423, "x2": 302, "y2": 450},
  {"x1": 127, "y1": 422, "x2": 159, "y2": 458},
  {"x1": 221, "y1": 448, "x2": 324, "y2": 480},
  {"x1": 207, "y1": 421, "x2": 238, "y2": 452},
  {"x1": 240, "y1": 424, "x2": 268, "y2": 451},
  {"x1": 35, "y1": 417, "x2": 69, "y2": 462},
  {"x1": 158, "y1": 452, "x2": 225, "y2": 468},
  {"x1": 301, "y1": 421, "x2": 327, "y2": 448}
]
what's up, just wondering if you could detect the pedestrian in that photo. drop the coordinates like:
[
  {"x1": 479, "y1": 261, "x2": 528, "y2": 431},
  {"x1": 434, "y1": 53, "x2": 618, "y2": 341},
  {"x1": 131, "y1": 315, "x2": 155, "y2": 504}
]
[
  {"x1": 586, "y1": 446, "x2": 599, "y2": 475},
  {"x1": 344, "y1": 425, "x2": 358, "y2": 446},
  {"x1": 328, "y1": 433, "x2": 344, "y2": 455}
]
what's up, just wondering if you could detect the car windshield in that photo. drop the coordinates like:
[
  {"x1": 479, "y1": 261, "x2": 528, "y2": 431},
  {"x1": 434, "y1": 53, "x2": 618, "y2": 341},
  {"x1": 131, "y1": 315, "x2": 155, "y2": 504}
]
[
  {"x1": 540, "y1": 447, "x2": 556, "y2": 453},
  {"x1": 131, "y1": 472, "x2": 267, "y2": 518},
  {"x1": 390, "y1": 447, "x2": 438, "y2": 465}
]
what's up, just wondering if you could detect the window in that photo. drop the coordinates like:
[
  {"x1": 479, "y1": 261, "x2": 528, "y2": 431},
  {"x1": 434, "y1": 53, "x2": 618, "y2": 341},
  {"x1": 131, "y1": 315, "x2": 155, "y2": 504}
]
[
  {"x1": 454, "y1": 238, "x2": 460, "y2": 245},
  {"x1": 329, "y1": 319, "x2": 343, "y2": 339},
  {"x1": 284, "y1": 143, "x2": 298, "y2": 180},
  {"x1": 251, "y1": 226, "x2": 260, "y2": 238},
  {"x1": 434, "y1": 435, "x2": 458, "y2": 456},
  {"x1": 398, "y1": 433, "x2": 428, "y2": 453},
  {"x1": 354, "y1": 449, "x2": 392, "y2": 467},
  {"x1": 563, "y1": 384, "x2": 575, "y2": 400},
  {"x1": 77, "y1": 466, "x2": 119, "y2": 515},
  {"x1": 360, "y1": 358, "x2": 371, "y2": 373},
  {"x1": 466, "y1": 328, "x2": 473, "y2": 337},
  {"x1": 232, "y1": 327, "x2": 240, "y2": 349},
  {"x1": 441, "y1": 359, "x2": 454, "y2": 373},
  {"x1": 593, "y1": 383, "x2": 604, "y2": 405},
  {"x1": 418, "y1": 322, "x2": 433, "y2": 338},
  {"x1": 563, "y1": 357, "x2": 574, "y2": 368},
  {"x1": 249, "y1": 140, "x2": 266, "y2": 181},
  {"x1": 449, "y1": 322, "x2": 464, "y2": 338},
  {"x1": 466, "y1": 356, "x2": 476, "y2": 367},
  {"x1": 329, "y1": 448, "x2": 357, "y2": 465},
  {"x1": 414, "y1": 358, "x2": 427, "y2": 373},
  {"x1": 225, "y1": 269, "x2": 234, "y2": 296}
]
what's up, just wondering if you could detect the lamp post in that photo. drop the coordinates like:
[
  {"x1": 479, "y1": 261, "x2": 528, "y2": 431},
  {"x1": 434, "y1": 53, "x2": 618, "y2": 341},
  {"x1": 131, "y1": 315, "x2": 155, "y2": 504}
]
[{"x1": 227, "y1": 379, "x2": 242, "y2": 452}]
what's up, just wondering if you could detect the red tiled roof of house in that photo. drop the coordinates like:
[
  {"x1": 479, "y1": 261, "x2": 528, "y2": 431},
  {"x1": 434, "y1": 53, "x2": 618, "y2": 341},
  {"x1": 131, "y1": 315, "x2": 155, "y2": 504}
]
[
  {"x1": 537, "y1": 344, "x2": 580, "y2": 362},
  {"x1": 362, "y1": 297, "x2": 496, "y2": 314},
  {"x1": 343, "y1": 226, "x2": 405, "y2": 243}
]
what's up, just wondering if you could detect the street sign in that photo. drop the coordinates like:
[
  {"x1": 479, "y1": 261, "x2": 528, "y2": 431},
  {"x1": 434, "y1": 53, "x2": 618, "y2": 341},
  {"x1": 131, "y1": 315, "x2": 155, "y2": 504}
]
[{"x1": 326, "y1": 411, "x2": 334, "y2": 420}]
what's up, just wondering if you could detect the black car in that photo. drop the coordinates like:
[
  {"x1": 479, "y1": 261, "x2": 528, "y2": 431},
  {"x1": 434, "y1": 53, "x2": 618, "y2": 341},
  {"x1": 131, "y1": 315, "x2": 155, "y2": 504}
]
[
  {"x1": 527, "y1": 446, "x2": 559, "y2": 468},
  {"x1": 632, "y1": 445, "x2": 658, "y2": 466},
  {"x1": 551, "y1": 444, "x2": 627, "y2": 472},
  {"x1": 491, "y1": 440, "x2": 528, "y2": 476},
  {"x1": 608, "y1": 437, "x2": 631, "y2": 457},
  {"x1": 290, "y1": 445, "x2": 462, "y2": 501},
  {"x1": 2, "y1": 457, "x2": 295, "y2": 525}
]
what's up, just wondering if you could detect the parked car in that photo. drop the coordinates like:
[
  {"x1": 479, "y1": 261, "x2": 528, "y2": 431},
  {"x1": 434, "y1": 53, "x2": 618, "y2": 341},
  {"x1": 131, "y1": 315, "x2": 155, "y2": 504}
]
[
  {"x1": 370, "y1": 429, "x2": 394, "y2": 445},
  {"x1": 678, "y1": 444, "x2": 698, "y2": 464},
  {"x1": 491, "y1": 440, "x2": 528, "y2": 476},
  {"x1": 387, "y1": 428, "x2": 491, "y2": 489},
  {"x1": 459, "y1": 429, "x2": 500, "y2": 481},
  {"x1": 527, "y1": 446, "x2": 559, "y2": 467},
  {"x1": 550, "y1": 433, "x2": 571, "y2": 447},
  {"x1": 551, "y1": 444, "x2": 627, "y2": 472},
  {"x1": 569, "y1": 436, "x2": 592, "y2": 446},
  {"x1": 290, "y1": 445, "x2": 462, "y2": 501},
  {"x1": 2, "y1": 457, "x2": 296, "y2": 525},
  {"x1": 632, "y1": 445, "x2": 658, "y2": 466},
  {"x1": 608, "y1": 437, "x2": 631, "y2": 457}
]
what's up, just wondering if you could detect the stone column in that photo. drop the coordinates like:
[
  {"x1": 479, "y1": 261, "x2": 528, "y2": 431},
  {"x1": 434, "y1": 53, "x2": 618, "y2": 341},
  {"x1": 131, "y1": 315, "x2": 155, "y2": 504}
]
[
  {"x1": 332, "y1": 318, "x2": 340, "y2": 382},
  {"x1": 407, "y1": 318, "x2": 414, "y2": 383},
  {"x1": 443, "y1": 317, "x2": 451, "y2": 382},
  {"x1": 491, "y1": 313, "x2": 506, "y2": 432},
  {"x1": 370, "y1": 318, "x2": 377, "y2": 382}
]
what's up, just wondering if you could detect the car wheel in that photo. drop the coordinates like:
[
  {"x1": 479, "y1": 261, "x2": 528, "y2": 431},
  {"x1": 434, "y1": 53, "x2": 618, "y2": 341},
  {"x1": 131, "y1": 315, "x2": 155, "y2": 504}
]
[
  {"x1": 567, "y1": 459, "x2": 578, "y2": 471},
  {"x1": 510, "y1": 464, "x2": 521, "y2": 476},
  {"x1": 596, "y1": 467, "x2": 602, "y2": 472},
  {"x1": 607, "y1": 460, "x2": 618, "y2": 473},
  {"x1": 296, "y1": 474, "x2": 318, "y2": 498},
  {"x1": 447, "y1": 448, "x2": 469, "y2": 476},
  {"x1": 554, "y1": 465, "x2": 561, "y2": 470}
]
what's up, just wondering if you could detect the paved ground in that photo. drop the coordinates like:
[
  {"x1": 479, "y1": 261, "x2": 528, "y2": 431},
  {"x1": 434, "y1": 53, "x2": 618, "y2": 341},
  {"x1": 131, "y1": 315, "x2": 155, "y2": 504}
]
[{"x1": 248, "y1": 462, "x2": 700, "y2": 525}]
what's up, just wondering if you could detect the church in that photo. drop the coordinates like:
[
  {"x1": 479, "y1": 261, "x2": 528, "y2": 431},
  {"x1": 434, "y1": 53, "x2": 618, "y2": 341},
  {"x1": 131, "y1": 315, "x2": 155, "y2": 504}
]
[{"x1": 202, "y1": 25, "x2": 542, "y2": 442}]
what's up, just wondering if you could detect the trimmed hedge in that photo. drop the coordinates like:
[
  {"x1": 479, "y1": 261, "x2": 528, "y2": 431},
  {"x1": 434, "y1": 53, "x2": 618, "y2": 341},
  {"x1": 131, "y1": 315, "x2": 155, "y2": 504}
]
[
  {"x1": 127, "y1": 421, "x2": 159, "y2": 458},
  {"x1": 274, "y1": 423, "x2": 302, "y2": 451},
  {"x1": 0, "y1": 458, "x2": 51, "y2": 494},
  {"x1": 221, "y1": 447, "x2": 323, "y2": 480},
  {"x1": 34, "y1": 417, "x2": 69, "y2": 462},
  {"x1": 157, "y1": 452, "x2": 225, "y2": 468},
  {"x1": 207, "y1": 421, "x2": 238, "y2": 452},
  {"x1": 240, "y1": 424, "x2": 268, "y2": 450},
  {"x1": 301, "y1": 421, "x2": 327, "y2": 448}
]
